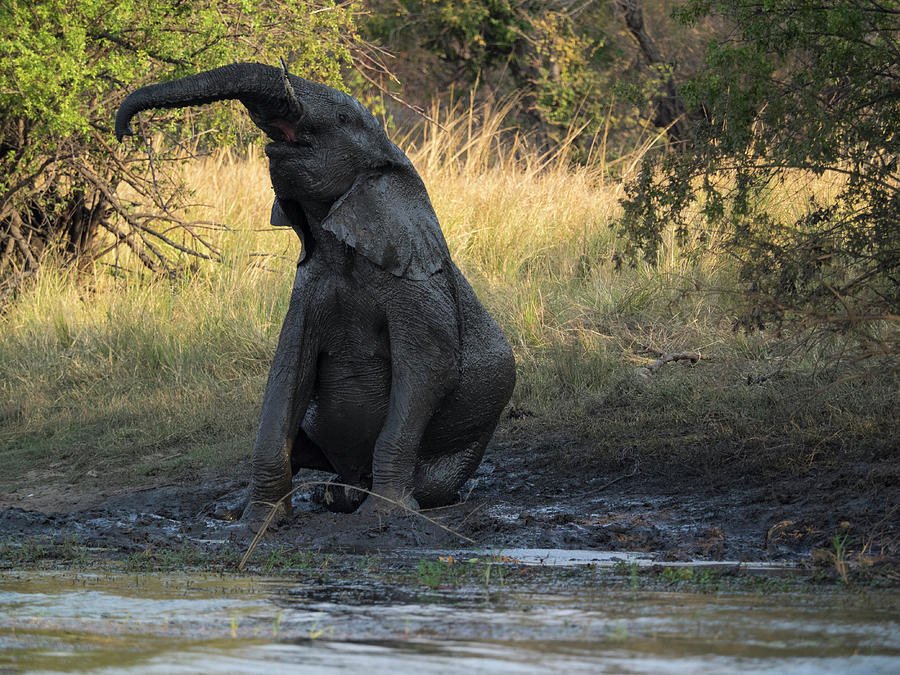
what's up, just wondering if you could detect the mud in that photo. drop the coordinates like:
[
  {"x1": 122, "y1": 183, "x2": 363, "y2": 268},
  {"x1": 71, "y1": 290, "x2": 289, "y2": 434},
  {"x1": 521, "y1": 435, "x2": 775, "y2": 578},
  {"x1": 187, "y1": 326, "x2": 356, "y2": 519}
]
[{"x1": 1, "y1": 436, "x2": 897, "y2": 566}]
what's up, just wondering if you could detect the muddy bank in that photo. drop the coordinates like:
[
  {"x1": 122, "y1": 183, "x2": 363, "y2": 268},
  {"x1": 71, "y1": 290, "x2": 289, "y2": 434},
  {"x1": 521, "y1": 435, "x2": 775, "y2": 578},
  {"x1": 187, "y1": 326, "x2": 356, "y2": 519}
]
[{"x1": 1, "y1": 435, "x2": 897, "y2": 567}]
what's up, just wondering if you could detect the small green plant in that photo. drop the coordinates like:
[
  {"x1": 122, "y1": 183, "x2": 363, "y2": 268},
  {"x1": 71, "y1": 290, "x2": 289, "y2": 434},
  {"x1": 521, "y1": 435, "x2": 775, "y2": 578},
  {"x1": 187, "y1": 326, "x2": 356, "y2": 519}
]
[
  {"x1": 610, "y1": 620, "x2": 630, "y2": 641},
  {"x1": 416, "y1": 559, "x2": 447, "y2": 589},
  {"x1": 355, "y1": 553, "x2": 382, "y2": 574},
  {"x1": 308, "y1": 618, "x2": 334, "y2": 640},
  {"x1": 694, "y1": 568, "x2": 721, "y2": 592},
  {"x1": 832, "y1": 533, "x2": 850, "y2": 585},
  {"x1": 58, "y1": 535, "x2": 90, "y2": 565},
  {"x1": 0, "y1": 538, "x2": 48, "y2": 566},
  {"x1": 612, "y1": 559, "x2": 631, "y2": 575},
  {"x1": 122, "y1": 544, "x2": 209, "y2": 572},
  {"x1": 482, "y1": 561, "x2": 506, "y2": 598},
  {"x1": 613, "y1": 560, "x2": 642, "y2": 592},
  {"x1": 259, "y1": 547, "x2": 330, "y2": 574},
  {"x1": 629, "y1": 563, "x2": 640, "y2": 590},
  {"x1": 662, "y1": 566, "x2": 695, "y2": 584},
  {"x1": 273, "y1": 612, "x2": 283, "y2": 638}
]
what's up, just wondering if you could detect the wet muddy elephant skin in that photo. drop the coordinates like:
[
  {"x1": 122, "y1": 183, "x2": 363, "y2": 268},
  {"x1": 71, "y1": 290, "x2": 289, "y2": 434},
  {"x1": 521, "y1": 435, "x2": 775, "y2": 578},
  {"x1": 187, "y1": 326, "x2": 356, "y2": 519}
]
[{"x1": 116, "y1": 62, "x2": 516, "y2": 527}]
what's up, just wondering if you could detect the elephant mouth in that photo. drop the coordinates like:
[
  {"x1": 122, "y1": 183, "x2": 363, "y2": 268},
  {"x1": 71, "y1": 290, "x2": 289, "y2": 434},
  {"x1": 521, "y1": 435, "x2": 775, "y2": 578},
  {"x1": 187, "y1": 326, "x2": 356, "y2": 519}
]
[
  {"x1": 251, "y1": 110, "x2": 313, "y2": 147},
  {"x1": 270, "y1": 119, "x2": 297, "y2": 142},
  {"x1": 265, "y1": 139, "x2": 313, "y2": 158},
  {"x1": 264, "y1": 119, "x2": 314, "y2": 146}
]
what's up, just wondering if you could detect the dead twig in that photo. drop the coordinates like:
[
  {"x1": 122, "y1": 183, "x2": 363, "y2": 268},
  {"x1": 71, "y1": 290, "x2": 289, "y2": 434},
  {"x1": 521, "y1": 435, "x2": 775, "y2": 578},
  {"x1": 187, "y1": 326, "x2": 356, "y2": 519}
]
[
  {"x1": 134, "y1": 221, "x2": 219, "y2": 261},
  {"x1": 0, "y1": 155, "x2": 58, "y2": 210},
  {"x1": 591, "y1": 462, "x2": 639, "y2": 493},
  {"x1": 98, "y1": 219, "x2": 164, "y2": 274},
  {"x1": 634, "y1": 346, "x2": 709, "y2": 380},
  {"x1": 351, "y1": 40, "x2": 448, "y2": 131},
  {"x1": 75, "y1": 162, "x2": 216, "y2": 270}
]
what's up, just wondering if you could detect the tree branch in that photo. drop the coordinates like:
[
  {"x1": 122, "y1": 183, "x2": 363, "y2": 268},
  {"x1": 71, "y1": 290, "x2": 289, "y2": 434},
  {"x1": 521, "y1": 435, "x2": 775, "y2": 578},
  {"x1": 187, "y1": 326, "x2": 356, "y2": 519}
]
[
  {"x1": 8, "y1": 211, "x2": 38, "y2": 271},
  {"x1": 634, "y1": 347, "x2": 709, "y2": 380}
]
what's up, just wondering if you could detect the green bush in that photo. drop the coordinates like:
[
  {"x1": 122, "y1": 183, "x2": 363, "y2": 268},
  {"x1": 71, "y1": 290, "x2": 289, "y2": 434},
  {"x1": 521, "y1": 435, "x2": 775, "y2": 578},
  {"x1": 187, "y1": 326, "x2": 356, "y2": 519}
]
[
  {"x1": 362, "y1": 0, "x2": 629, "y2": 153},
  {"x1": 0, "y1": 0, "x2": 355, "y2": 297},
  {"x1": 618, "y1": 0, "x2": 899, "y2": 347}
]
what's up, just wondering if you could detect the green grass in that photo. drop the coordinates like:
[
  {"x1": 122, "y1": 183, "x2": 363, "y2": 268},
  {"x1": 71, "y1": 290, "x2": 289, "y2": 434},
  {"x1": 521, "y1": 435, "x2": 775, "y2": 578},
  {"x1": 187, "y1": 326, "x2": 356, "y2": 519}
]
[
  {"x1": 258, "y1": 547, "x2": 334, "y2": 574},
  {"x1": 0, "y1": 108, "x2": 897, "y2": 493}
]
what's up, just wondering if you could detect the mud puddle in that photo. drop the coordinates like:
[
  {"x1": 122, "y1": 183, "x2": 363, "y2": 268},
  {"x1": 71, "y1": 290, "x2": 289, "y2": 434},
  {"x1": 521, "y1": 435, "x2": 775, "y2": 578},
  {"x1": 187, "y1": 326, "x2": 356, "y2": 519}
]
[
  {"x1": 3, "y1": 436, "x2": 897, "y2": 564},
  {"x1": 0, "y1": 468, "x2": 871, "y2": 564},
  {"x1": 2, "y1": 569, "x2": 898, "y2": 673}
]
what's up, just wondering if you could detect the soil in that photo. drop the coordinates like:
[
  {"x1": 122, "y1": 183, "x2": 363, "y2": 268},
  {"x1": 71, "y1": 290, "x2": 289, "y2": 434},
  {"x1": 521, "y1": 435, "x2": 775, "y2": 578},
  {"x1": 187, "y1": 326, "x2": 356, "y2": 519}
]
[{"x1": 1, "y1": 432, "x2": 897, "y2": 564}]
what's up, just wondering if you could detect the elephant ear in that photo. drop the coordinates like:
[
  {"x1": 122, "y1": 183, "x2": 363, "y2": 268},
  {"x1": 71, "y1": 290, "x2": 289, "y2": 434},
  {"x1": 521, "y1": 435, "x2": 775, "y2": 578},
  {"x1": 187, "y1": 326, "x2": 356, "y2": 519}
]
[{"x1": 322, "y1": 167, "x2": 450, "y2": 280}]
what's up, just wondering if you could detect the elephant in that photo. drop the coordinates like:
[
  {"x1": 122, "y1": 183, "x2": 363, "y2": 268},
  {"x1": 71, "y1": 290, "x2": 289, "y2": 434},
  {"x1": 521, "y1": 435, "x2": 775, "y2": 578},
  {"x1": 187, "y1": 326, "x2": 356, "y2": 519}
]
[{"x1": 115, "y1": 61, "x2": 516, "y2": 528}]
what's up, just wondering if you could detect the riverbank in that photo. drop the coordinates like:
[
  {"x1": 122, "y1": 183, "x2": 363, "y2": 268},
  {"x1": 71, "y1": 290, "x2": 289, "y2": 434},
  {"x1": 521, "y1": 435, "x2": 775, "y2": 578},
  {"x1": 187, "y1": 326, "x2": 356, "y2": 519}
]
[{"x1": 2, "y1": 423, "x2": 897, "y2": 585}]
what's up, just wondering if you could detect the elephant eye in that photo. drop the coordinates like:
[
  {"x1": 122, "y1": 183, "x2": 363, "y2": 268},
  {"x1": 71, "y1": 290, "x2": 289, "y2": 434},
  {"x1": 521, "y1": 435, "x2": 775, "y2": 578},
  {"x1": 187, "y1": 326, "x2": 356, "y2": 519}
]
[{"x1": 338, "y1": 112, "x2": 348, "y2": 124}]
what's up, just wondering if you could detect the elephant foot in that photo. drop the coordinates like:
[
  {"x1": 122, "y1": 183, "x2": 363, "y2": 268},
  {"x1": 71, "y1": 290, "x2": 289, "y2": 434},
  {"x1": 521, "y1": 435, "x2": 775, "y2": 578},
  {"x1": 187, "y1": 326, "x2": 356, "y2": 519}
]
[
  {"x1": 208, "y1": 487, "x2": 250, "y2": 521},
  {"x1": 357, "y1": 489, "x2": 420, "y2": 519},
  {"x1": 240, "y1": 499, "x2": 292, "y2": 533},
  {"x1": 311, "y1": 479, "x2": 368, "y2": 513}
]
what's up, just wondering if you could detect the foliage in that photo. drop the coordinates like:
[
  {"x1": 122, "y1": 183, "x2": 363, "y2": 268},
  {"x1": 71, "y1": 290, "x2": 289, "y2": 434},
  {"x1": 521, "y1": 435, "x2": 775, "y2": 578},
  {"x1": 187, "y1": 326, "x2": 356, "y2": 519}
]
[
  {"x1": 0, "y1": 0, "x2": 355, "y2": 298},
  {"x1": 618, "y1": 0, "x2": 900, "y2": 347},
  {"x1": 362, "y1": 0, "x2": 636, "y2": 152},
  {"x1": 365, "y1": 0, "x2": 527, "y2": 76}
]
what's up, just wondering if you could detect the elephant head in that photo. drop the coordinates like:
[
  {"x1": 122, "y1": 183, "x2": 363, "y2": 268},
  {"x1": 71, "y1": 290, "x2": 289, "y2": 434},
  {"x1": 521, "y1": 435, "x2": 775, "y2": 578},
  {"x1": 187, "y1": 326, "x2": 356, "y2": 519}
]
[{"x1": 116, "y1": 61, "x2": 449, "y2": 279}]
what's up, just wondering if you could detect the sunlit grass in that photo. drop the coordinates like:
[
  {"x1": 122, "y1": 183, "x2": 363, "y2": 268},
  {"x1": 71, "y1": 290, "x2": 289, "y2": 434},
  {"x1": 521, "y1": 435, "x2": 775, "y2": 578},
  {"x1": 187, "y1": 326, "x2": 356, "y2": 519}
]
[{"x1": 1, "y1": 101, "x2": 896, "y2": 489}]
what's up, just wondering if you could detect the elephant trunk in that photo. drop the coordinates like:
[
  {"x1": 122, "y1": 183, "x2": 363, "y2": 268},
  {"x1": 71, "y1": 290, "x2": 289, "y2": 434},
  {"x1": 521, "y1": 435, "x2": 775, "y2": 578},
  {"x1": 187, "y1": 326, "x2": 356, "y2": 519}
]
[{"x1": 115, "y1": 62, "x2": 311, "y2": 141}]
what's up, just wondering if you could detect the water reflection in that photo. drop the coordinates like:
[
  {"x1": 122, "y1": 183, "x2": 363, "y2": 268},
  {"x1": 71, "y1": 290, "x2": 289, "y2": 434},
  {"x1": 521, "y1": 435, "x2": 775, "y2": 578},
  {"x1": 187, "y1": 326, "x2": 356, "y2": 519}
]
[{"x1": 1, "y1": 568, "x2": 898, "y2": 673}]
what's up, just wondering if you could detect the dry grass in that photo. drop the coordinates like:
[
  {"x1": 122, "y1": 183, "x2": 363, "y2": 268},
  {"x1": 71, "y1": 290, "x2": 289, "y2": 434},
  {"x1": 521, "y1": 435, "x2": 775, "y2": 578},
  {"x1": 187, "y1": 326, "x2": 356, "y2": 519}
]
[{"x1": 0, "y1": 101, "x2": 896, "y2": 489}]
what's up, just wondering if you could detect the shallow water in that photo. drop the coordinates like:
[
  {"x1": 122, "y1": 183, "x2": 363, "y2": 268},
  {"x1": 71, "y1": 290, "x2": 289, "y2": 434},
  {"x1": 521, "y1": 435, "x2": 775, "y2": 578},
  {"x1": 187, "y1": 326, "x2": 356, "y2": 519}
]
[
  {"x1": 406, "y1": 547, "x2": 802, "y2": 570},
  {"x1": 2, "y1": 562, "x2": 898, "y2": 674}
]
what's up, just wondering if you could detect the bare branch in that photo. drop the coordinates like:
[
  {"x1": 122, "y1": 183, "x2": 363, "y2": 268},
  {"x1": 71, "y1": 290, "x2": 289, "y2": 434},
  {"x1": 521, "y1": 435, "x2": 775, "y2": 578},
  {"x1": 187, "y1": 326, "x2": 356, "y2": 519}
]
[
  {"x1": 8, "y1": 211, "x2": 38, "y2": 271},
  {"x1": 0, "y1": 155, "x2": 58, "y2": 210},
  {"x1": 352, "y1": 40, "x2": 448, "y2": 130},
  {"x1": 634, "y1": 346, "x2": 709, "y2": 379},
  {"x1": 98, "y1": 219, "x2": 163, "y2": 274},
  {"x1": 135, "y1": 222, "x2": 218, "y2": 261}
]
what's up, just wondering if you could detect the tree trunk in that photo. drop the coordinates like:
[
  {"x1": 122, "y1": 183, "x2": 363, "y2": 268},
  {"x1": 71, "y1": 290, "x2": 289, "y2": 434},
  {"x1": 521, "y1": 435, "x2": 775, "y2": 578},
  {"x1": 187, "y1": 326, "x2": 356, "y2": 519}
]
[{"x1": 616, "y1": 0, "x2": 690, "y2": 146}]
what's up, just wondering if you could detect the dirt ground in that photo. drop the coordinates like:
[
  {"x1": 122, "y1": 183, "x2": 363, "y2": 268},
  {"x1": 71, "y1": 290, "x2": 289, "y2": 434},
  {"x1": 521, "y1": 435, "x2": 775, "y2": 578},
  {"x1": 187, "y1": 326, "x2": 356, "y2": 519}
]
[{"x1": 1, "y1": 431, "x2": 897, "y2": 564}]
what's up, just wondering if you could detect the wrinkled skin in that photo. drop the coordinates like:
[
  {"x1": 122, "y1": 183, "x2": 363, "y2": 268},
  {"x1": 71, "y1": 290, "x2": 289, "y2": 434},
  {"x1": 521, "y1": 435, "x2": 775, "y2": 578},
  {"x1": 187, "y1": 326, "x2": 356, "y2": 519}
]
[{"x1": 116, "y1": 63, "x2": 516, "y2": 529}]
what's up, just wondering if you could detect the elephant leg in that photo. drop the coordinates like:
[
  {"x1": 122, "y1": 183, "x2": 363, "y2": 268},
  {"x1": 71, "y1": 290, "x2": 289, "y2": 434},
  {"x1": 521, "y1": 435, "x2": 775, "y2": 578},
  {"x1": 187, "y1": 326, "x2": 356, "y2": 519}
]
[
  {"x1": 243, "y1": 277, "x2": 319, "y2": 529},
  {"x1": 413, "y1": 425, "x2": 496, "y2": 508},
  {"x1": 414, "y1": 318, "x2": 516, "y2": 508},
  {"x1": 365, "y1": 354, "x2": 457, "y2": 514},
  {"x1": 358, "y1": 278, "x2": 464, "y2": 514}
]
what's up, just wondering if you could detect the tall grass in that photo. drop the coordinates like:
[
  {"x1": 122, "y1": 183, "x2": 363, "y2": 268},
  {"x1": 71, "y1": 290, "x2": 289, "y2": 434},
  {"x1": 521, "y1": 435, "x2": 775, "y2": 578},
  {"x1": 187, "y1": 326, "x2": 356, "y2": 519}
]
[
  {"x1": 1, "y1": 101, "x2": 896, "y2": 487},
  {"x1": 0, "y1": 148, "x2": 295, "y2": 480}
]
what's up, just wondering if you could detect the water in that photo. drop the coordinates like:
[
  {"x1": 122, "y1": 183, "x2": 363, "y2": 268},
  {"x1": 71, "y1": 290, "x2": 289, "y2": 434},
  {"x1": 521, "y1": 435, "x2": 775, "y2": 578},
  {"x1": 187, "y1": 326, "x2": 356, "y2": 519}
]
[
  {"x1": 406, "y1": 547, "x2": 801, "y2": 570},
  {"x1": 1, "y1": 560, "x2": 898, "y2": 674}
]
